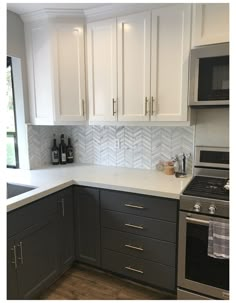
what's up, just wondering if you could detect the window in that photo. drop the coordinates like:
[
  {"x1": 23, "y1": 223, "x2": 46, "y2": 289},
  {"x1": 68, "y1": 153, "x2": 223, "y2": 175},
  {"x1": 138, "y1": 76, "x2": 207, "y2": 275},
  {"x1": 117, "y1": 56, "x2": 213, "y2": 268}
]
[{"x1": 6, "y1": 56, "x2": 19, "y2": 168}]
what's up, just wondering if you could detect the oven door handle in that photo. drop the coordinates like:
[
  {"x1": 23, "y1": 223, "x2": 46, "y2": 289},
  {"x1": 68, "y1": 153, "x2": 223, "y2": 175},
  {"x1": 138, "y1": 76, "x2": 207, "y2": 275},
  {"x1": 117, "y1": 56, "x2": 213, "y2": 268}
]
[{"x1": 186, "y1": 217, "x2": 209, "y2": 226}]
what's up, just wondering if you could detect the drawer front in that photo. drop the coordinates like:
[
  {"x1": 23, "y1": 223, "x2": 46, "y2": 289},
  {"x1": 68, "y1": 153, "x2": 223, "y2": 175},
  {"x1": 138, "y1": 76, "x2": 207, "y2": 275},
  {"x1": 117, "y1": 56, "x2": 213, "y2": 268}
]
[
  {"x1": 102, "y1": 228, "x2": 176, "y2": 267},
  {"x1": 100, "y1": 189, "x2": 178, "y2": 222},
  {"x1": 101, "y1": 209, "x2": 176, "y2": 243},
  {"x1": 102, "y1": 249, "x2": 176, "y2": 291},
  {"x1": 7, "y1": 193, "x2": 58, "y2": 238}
]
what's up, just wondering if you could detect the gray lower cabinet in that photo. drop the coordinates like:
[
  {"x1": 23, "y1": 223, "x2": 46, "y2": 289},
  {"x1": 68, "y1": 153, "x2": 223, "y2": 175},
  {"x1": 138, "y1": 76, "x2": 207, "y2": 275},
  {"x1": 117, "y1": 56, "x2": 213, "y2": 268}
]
[
  {"x1": 7, "y1": 187, "x2": 75, "y2": 299},
  {"x1": 100, "y1": 189, "x2": 178, "y2": 292},
  {"x1": 15, "y1": 216, "x2": 59, "y2": 299},
  {"x1": 8, "y1": 185, "x2": 178, "y2": 298},
  {"x1": 7, "y1": 213, "x2": 59, "y2": 299},
  {"x1": 102, "y1": 249, "x2": 176, "y2": 291},
  {"x1": 74, "y1": 186, "x2": 101, "y2": 267},
  {"x1": 58, "y1": 188, "x2": 75, "y2": 272},
  {"x1": 102, "y1": 228, "x2": 176, "y2": 267}
]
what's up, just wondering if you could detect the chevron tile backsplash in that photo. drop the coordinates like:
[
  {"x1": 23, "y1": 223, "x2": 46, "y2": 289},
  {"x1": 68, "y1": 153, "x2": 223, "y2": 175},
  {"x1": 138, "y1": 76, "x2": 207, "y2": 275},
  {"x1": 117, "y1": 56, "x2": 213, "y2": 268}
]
[{"x1": 27, "y1": 125, "x2": 194, "y2": 172}]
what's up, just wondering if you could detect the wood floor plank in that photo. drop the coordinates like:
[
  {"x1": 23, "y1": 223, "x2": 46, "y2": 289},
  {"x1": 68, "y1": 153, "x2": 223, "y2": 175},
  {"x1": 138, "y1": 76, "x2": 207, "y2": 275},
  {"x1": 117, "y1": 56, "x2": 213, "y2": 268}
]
[{"x1": 40, "y1": 264, "x2": 176, "y2": 300}]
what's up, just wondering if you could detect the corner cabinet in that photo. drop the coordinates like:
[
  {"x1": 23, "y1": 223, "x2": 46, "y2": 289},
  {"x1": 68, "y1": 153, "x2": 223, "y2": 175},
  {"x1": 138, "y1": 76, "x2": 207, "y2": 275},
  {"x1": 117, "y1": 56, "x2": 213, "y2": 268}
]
[
  {"x1": 87, "y1": 5, "x2": 191, "y2": 123},
  {"x1": 24, "y1": 14, "x2": 86, "y2": 125},
  {"x1": 192, "y1": 4, "x2": 229, "y2": 47},
  {"x1": 74, "y1": 186, "x2": 101, "y2": 267}
]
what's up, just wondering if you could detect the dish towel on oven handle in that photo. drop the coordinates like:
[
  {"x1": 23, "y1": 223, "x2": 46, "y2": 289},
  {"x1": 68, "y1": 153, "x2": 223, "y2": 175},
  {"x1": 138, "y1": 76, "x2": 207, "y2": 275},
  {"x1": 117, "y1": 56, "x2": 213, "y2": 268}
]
[{"x1": 208, "y1": 220, "x2": 229, "y2": 259}]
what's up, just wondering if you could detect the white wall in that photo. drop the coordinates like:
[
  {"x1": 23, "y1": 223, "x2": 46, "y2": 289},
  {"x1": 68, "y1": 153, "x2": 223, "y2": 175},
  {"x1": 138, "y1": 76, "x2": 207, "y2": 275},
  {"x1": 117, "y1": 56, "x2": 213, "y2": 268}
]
[
  {"x1": 194, "y1": 108, "x2": 229, "y2": 147},
  {"x1": 7, "y1": 10, "x2": 30, "y2": 169},
  {"x1": 7, "y1": 10, "x2": 29, "y2": 122}
]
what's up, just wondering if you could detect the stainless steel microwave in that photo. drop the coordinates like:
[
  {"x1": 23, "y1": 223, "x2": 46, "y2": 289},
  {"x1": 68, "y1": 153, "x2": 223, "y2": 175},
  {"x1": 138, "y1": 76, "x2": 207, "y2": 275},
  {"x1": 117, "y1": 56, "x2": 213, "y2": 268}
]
[{"x1": 189, "y1": 43, "x2": 229, "y2": 106}]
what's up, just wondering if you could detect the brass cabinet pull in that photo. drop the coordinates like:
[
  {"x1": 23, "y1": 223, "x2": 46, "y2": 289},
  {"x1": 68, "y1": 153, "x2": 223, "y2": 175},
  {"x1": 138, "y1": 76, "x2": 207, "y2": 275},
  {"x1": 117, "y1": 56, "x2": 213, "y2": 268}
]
[
  {"x1": 145, "y1": 97, "x2": 149, "y2": 115},
  {"x1": 124, "y1": 223, "x2": 144, "y2": 230},
  {"x1": 124, "y1": 203, "x2": 144, "y2": 209},
  {"x1": 124, "y1": 244, "x2": 144, "y2": 251},
  {"x1": 11, "y1": 245, "x2": 17, "y2": 269},
  {"x1": 61, "y1": 198, "x2": 65, "y2": 217},
  {"x1": 17, "y1": 242, "x2": 24, "y2": 265},
  {"x1": 112, "y1": 98, "x2": 117, "y2": 116},
  {"x1": 82, "y1": 99, "x2": 85, "y2": 116},
  {"x1": 125, "y1": 266, "x2": 143, "y2": 274},
  {"x1": 151, "y1": 96, "x2": 155, "y2": 115}
]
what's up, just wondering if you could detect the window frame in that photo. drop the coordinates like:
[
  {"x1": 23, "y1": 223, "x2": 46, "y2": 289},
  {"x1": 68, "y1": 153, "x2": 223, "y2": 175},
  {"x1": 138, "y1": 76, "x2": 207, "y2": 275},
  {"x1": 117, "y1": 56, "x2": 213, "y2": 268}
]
[{"x1": 7, "y1": 56, "x2": 19, "y2": 169}]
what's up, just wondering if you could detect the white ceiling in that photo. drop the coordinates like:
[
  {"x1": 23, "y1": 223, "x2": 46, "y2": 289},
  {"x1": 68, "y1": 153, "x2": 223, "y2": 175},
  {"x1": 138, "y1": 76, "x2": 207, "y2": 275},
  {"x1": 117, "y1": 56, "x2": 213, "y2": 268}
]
[{"x1": 7, "y1": 3, "x2": 109, "y2": 15}]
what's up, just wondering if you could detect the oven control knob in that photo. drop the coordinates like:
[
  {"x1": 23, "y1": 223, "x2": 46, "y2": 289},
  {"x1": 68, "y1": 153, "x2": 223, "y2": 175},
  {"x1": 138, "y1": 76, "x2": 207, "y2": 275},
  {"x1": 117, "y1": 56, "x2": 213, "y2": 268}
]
[
  {"x1": 193, "y1": 203, "x2": 201, "y2": 212},
  {"x1": 208, "y1": 205, "x2": 216, "y2": 215}
]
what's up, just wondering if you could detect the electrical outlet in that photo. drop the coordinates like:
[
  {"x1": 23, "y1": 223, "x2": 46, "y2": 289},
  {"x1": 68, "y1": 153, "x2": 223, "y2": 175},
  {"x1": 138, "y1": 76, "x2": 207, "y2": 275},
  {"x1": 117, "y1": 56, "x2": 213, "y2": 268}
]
[{"x1": 115, "y1": 139, "x2": 120, "y2": 149}]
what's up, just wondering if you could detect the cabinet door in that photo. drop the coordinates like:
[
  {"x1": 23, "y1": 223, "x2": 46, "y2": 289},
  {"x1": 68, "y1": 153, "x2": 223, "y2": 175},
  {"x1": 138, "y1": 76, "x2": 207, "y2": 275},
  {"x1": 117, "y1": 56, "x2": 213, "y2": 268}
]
[
  {"x1": 151, "y1": 4, "x2": 191, "y2": 122},
  {"x1": 192, "y1": 4, "x2": 229, "y2": 47},
  {"x1": 87, "y1": 19, "x2": 117, "y2": 122},
  {"x1": 24, "y1": 21, "x2": 54, "y2": 125},
  {"x1": 53, "y1": 21, "x2": 86, "y2": 122},
  {"x1": 117, "y1": 12, "x2": 151, "y2": 121},
  {"x1": 75, "y1": 187, "x2": 100, "y2": 266},
  {"x1": 58, "y1": 188, "x2": 75, "y2": 272},
  {"x1": 16, "y1": 216, "x2": 59, "y2": 299},
  {"x1": 7, "y1": 237, "x2": 19, "y2": 299}
]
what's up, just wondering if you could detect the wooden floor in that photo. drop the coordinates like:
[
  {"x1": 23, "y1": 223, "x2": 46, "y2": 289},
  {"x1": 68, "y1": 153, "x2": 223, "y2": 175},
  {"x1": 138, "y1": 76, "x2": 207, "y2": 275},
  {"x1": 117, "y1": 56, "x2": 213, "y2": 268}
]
[{"x1": 40, "y1": 264, "x2": 176, "y2": 300}]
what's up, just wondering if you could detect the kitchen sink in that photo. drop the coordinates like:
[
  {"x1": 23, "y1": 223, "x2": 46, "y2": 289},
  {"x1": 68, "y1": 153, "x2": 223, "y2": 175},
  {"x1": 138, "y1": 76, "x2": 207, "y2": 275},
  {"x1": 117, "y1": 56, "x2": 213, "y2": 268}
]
[{"x1": 7, "y1": 183, "x2": 37, "y2": 199}]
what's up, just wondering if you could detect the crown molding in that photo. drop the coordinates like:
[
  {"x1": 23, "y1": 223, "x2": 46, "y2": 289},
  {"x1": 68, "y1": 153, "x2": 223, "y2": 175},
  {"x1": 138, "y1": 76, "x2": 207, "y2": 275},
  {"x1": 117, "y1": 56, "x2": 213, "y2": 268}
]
[
  {"x1": 21, "y1": 8, "x2": 85, "y2": 23},
  {"x1": 84, "y1": 3, "x2": 171, "y2": 22},
  {"x1": 20, "y1": 4, "x2": 175, "y2": 23}
]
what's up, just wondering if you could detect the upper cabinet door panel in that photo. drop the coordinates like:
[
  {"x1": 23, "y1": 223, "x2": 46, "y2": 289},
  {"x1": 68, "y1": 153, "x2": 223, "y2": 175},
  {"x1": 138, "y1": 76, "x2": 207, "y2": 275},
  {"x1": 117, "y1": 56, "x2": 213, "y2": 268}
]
[
  {"x1": 151, "y1": 4, "x2": 191, "y2": 121},
  {"x1": 25, "y1": 22, "x2": 54, "y2": 124},
  {"x1": 192, "y1": 4, "x2": 229, "y2": 47},
  {"x1": 53, "y1": 22, "x2": 86, "y2": 122},
  {"x1": 117, "y1": 12, "x2": 151, "y2": 121},
  {"x1": 87, "y1": 19, "x2": 117, "y2": 122}
]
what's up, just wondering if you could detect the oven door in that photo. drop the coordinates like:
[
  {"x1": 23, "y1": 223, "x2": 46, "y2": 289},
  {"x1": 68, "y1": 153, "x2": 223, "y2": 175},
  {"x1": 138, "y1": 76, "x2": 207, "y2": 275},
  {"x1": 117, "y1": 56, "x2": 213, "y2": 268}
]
[{"x1": 178, "y1": 211, "x2": 229, "y2": 299}]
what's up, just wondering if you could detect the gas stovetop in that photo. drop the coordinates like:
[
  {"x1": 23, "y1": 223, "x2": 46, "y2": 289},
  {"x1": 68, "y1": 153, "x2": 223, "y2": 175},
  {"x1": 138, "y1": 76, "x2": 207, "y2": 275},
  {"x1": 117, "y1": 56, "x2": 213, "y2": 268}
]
[{"x1": 183, "y1": 176, "x2": 229, "y2": 201}]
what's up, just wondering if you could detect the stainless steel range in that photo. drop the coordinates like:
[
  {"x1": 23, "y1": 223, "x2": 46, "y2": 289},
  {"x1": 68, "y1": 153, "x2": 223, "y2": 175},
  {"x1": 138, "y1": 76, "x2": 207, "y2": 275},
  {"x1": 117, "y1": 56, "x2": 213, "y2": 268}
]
[{"x1": 177, "y1": 146, "x2": 229, "y2": 300}]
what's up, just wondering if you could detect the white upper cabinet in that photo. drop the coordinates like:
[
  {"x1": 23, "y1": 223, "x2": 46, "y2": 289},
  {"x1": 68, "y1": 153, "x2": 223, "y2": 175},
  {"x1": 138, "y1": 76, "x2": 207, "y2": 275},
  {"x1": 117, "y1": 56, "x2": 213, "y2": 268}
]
[
  {"x1": 151, "y1": 4, "x2": 191, "y2": 121},
  {"x1": 24, "y1": 15, "x2": 86, "y2": 125},
  {"x1": 87, "y1": 19, "x2": 117, "y2": 122},
  {"x1": 53, "y1": 22, "x2": 86, "y2": 123},
  {"x1": 192, "y1": 4, "x2": 229, "y2": 47},
  {"x1": 25, "y1": 20, "x2": 54, "y2": 125},
  {"x1": 117, "y1": 12, "x2": 151, "y2": 122},
  {"x1": 87, "y1": 6, "x2": 191, "y2": 124}
]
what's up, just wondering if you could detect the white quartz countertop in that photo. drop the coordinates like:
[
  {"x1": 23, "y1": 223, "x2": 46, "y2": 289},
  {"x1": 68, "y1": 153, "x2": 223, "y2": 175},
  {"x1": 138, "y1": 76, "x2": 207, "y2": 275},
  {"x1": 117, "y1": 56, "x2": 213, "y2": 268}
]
[{"x1": 6, "y1": 164, "x2": 192, "y2": 212}]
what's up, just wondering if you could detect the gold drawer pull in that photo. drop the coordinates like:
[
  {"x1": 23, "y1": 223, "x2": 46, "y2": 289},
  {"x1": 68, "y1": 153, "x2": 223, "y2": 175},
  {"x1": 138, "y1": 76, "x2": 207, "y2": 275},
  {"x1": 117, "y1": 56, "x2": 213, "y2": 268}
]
[
  {"x1": 125, "y1": 266, "x2": 143, "y2": 274},
  {"x1": 17, "y1": 241, "x2": 24, "y2": 265},
  {"x1": 124, "y1": 204, "x2": 144, "y2": 209},
  {"x1": 124, "y1": 223, "x2": 144, "y2": 230},
  {"x1": 124, "y1": 244, "x2": 144, "y2": 251},
  {"x1": 11, "y1": 245, "x2": 17, "y2": 269}
]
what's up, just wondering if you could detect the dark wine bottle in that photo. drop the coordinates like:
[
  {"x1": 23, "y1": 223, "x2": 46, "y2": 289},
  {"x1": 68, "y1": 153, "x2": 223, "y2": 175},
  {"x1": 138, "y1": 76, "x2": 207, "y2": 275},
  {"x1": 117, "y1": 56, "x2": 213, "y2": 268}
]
[
  {"x1": 51, "y1": 134, "x2": 59, "y2": 165},
  {"x1": 66, "y1": 137, "x2": 74, "y2": 163},
  {"x1": 59, "y1": 134, "x2": 67, "y2": 164}
]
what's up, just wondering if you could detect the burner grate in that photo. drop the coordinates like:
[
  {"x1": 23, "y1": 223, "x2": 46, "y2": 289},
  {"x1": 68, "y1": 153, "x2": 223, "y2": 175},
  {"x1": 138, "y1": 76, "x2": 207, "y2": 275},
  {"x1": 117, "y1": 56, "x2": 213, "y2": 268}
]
[{"x1": 183, "y1": 176, "x2": 229, "y2": 201}]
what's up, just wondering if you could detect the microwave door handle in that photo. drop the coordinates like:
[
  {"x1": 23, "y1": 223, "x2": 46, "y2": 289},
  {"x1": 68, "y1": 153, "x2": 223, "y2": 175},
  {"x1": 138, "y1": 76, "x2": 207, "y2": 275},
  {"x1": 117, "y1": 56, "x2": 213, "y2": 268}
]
[{"x1": 186, "y1": 217, "x2": 209, "y2": 226}]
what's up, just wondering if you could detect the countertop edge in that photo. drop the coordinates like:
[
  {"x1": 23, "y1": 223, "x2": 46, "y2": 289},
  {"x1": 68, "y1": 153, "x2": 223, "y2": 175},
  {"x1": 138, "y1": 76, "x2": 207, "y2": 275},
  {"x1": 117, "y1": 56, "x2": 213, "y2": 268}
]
[{"x1": 7, "y1": 178, "x2": 183, "y2": 212}]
